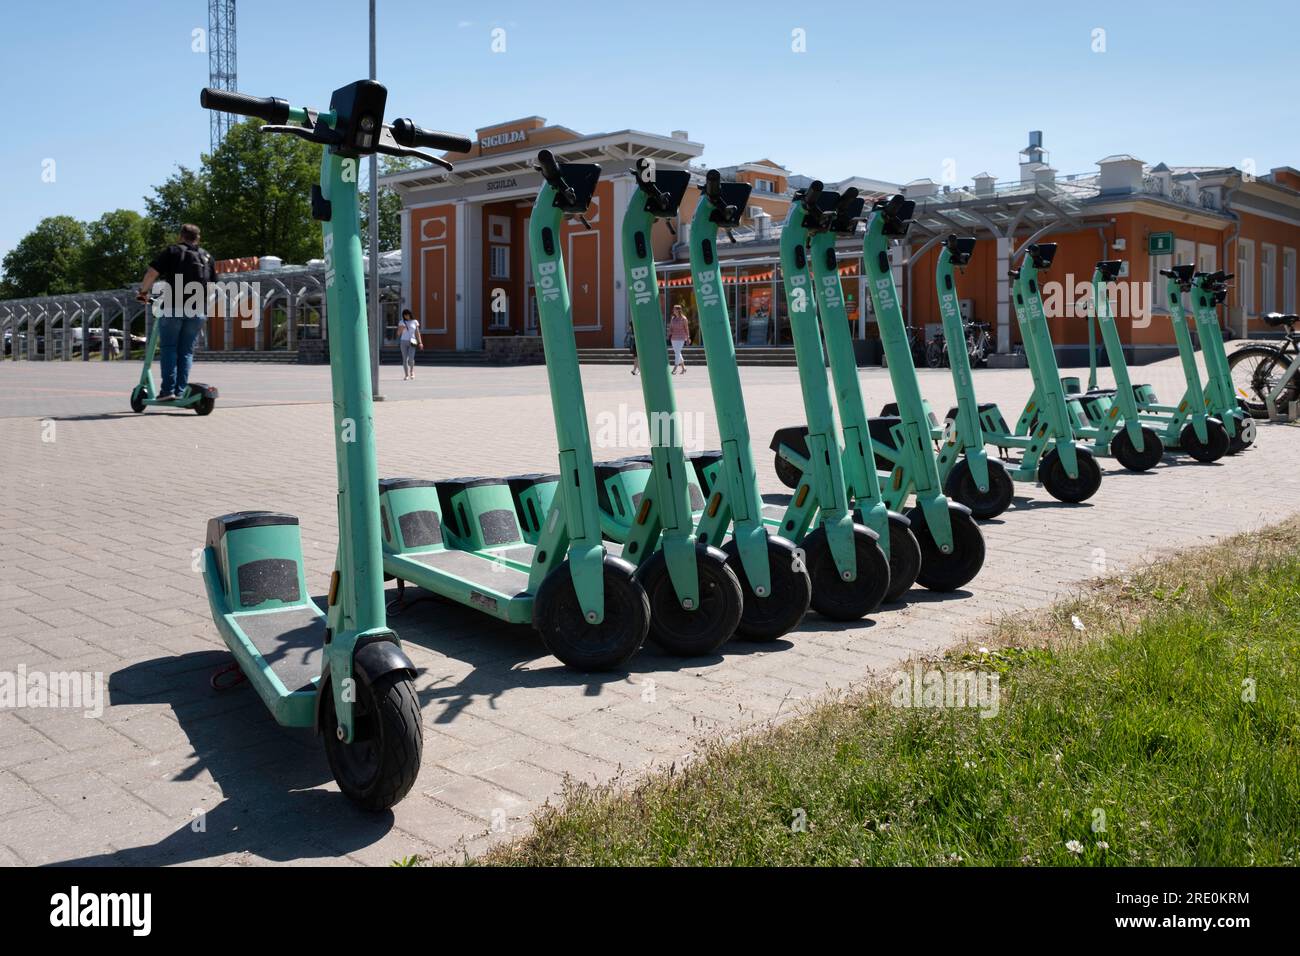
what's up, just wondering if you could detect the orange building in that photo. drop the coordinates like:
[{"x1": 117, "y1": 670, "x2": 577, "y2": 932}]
[{"x1": 383, "y1": 124, "x2": 1300, "y2": 363}]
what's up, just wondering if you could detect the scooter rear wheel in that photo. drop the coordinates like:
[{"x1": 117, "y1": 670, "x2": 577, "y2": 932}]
[
  {"x1": 637, "y1": 545, "x2": 742, "y2": 657},
  {"x1": 908, "y1": 504, "x2": 985, "y2": 592},
  {"x1": 1180, "y1": 418, "x2": 1229, "y2": 463},
  {"x1": 883, "y1": 512, "x2": 921, "y2": 603},
  {"x1": 1039, "y1": 447, "x2": 1102, "y2": 503},
  {"x1": 803, "y1": 524, "x2": 890, "y2": 621},
  {"x1": 130, "y1": 387, "x2": 146, "y2": 413},
  {"x1": 323, "y1": 671, "x2": 423, "y2": 811},
  {"x1": 944, "y1": 456, "x2": 1014, "y2": 520},
  {"x1": 1110, "y1": 425, "x2": 1165, "y2": 472},
  {"x1": 534, "y1": 555, "x2": 650, "y2": 671},
  {"x1": 195, "y1": 395, "x2": 215, "y2": 416},
  {"x1": 1227, "y1": 414, "x2": 1256, "y2": 454},
  {"x1": 773, "y1": 453, "x2": 803, "y2": 490},
  {"x1": 723, "y1": 534, "x2": 811, "y2": 641}
]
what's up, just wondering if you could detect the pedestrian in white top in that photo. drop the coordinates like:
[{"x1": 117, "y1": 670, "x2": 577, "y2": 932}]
[{"x1": 398, "y1": 309, "x2": 422, "y2": 380}]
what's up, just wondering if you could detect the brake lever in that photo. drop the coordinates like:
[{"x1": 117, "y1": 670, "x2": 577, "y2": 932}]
[
  {"x1": 378, "y1": 144, "x2": 453, "y2": 169},
  {"x1": 260, "y1": 124, "x2": 343, "y2": 146}
]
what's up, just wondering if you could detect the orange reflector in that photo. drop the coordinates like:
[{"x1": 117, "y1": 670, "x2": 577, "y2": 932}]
[
  {"x1": 328, "y1": 570, "x2": 340, "y2": 606},
  {"x1": 795, "y1": 485, "x2": 809, "y2": 507},
  {"x1": 1108, "y1": 406, "x2": 1118, "y2": 419},
  {"x1": 636, "y1": 498, "x2": 652, "y2": 525},
  {"x1": 892, "y1": 470, "x2": 902, "y2": 491},
  {"x1": 707, "y1": 493, "x2": 721, "y2": 518},
  {"x1": 1026, "y1": 402, "x2": 1036, "y2": 415},
  {"x1": 1179, "y1": 401, "x2": 1188, "y2": 412}
]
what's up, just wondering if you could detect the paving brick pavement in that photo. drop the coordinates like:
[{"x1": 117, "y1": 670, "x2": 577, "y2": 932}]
[{"x1": 0, "y1": 356, "x2": 1296, "y2": 864}]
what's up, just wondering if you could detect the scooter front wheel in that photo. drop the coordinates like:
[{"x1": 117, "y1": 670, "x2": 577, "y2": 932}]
[
  {"x1": 944, "y1": 456, "x2": 1014, "y2": 520},
  {"x1": 637, "y1": 545, "x2": 742, "y2": 657},
  {"x1": 908, "y1": 504, "x2": 985, "y2": 592},
  {"x1": 1039, "y1": 447, "x2": 1102, "y2": 503},
  {"x1": 1110, "y1": 425, "x2": 1165, "y2": 472},
  {"x1": 803, "y1": 524, "x2": 890, "y2": 621},
  {"x1": 883, "y1": 512, "x2": 921, "y2": 603},
  {"x1": 534, "y1": 555, "x2": 650, "y2": 671},
  {"x1": 1180, "y1": 418, "x2": 1229, "y2": 463},
  {"x1": 723, "y1": 534, "x2": 811, "y2": 641},
  {"x1": 194, "y1": 395, "x2": 215, "y2": 416},
  {"x1": 322, "y1": 671, "x2": 423, "y2": 811}
]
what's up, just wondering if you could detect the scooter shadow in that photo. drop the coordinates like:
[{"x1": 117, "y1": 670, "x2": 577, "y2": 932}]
[
  {"x1": 49, "y1": 652, "x2": 396, "y2": 866},
  {"x1": 1009, "y1": 494, "x2": 1094, "y2": 512},
  {"x1": 389, "y1": 584, "x2": 791, "y2": 725}
]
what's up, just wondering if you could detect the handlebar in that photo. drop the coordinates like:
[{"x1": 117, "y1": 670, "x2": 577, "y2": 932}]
[
  {"x1": 200, "y1": 88, "x2": 291, "y2": 124},
  {"x1": 801, "y1": 180, "x2": 824, "y2": 211},
  {"x1": 391, "y1": 118, "x2": 471, "y2": 154}
]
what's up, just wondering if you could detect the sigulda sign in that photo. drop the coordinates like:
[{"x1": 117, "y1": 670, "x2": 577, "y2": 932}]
[{"x1": 480, "y1": 129, "x2": 528, "y2": 150}]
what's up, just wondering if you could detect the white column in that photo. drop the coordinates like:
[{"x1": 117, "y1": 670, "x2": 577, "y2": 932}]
[
  {"x1": 996, "y1": 236, "x2": 1011, "y2": 353},
  {"x1": 455, "y1": 199, "x2": 469, "y2": 350},
  {"x1": 611, "y1": 175, "x2": 634, "y2": 350},
  {"x1": 399, "y1": 206, "x2": 412, "y2": 318}
]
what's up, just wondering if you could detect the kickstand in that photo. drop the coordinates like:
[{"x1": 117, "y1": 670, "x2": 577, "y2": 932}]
[
  {"x1": 210, "y1": 660, "x2": 248, "y2": 691},
  {"x1": 385, "y1": 578, "x2": 437, "y2": 616}
]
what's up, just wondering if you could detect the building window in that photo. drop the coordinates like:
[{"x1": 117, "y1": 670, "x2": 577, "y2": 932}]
[
  {"x1": 489, "y1": 244, "x2": 510, "y2": 280},
  {"x1": 1238, "y1": 239, "x2": 1255, "y2": 315},
  {"x1": 1197, "y1": 243, "x2": 1217, "y2": 276},
  {"x1": 753, "y1": 178, "x2": 773, "y2": 193},
  {"x1": 1261, "y1": 244, "x2": 1276, "y2": 314},
  {"x1": 1284, "y1": 248, "x2": 1296, "y2": 314}
]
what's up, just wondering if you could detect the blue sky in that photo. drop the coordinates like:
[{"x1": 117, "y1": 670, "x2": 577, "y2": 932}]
[{"x1": 2, "y1": 0, "x2": 1296, "y2": 263}]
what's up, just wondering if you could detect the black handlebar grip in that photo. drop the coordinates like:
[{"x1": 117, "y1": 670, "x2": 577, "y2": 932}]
[
  {"x1": 704, "y1": 169, "x2": 722, "y2": 200},
  {"x1": 200, "y1": 88, "x2": 290, "y2": 124},
  {"x1": 390, "y1": 118, "x2": 472, "y2": 153},
  {"x1": 536, "y1": 149, "x2": 561, "y2": 182},
  {"x1": 804, "y1": 180, "x2": 824, "y2": 208}
]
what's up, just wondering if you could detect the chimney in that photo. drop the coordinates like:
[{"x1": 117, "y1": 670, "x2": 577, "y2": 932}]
[
  {"x1": 1096, "y1": 154, "x2": 1145, "y2": 195},
  {"x1": 753, "y1": 209, "x2": 772, "y2": 240},
  {"x1": 1019, "y1": 130, "x2": 1050, "y2": 183},
  {"x1": 1034, "y1": 166, "x2": 1057, "y2": 187},
  {"x1": 671, "y1": 130, "x2": 689, "y2": 141},
  {"x1": 972, "y1": 171, "x2": 996, "y2": 197}
]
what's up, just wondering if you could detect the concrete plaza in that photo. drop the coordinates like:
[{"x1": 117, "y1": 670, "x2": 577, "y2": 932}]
[{"x1": 0, "y1": 356, "x2": 1294, "y2": 865}]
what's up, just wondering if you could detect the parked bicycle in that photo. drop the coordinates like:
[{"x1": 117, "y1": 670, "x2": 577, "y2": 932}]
[
  {"x1": 924, "y1": 320, "x2": 991, "y2": 369},
  {"x1": 1228, "y1": 310, "x2": 1300, "y2": 420}
]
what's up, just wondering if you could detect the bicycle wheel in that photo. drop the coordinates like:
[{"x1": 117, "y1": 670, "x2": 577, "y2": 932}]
[
  {"x1": 1227, "y1": 344, "x2": 1290, "y2": 419},
  {"x1": 925, "y1": 338, "x2": 945, "y2": 369}
]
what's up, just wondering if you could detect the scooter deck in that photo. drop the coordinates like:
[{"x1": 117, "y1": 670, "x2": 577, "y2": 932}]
[
  {"x1": 384, "y1": 550, "x2": 534, "y2": 624},
  {"x1": 212, "y1": 604, "x2": 324, "y2": 728}
]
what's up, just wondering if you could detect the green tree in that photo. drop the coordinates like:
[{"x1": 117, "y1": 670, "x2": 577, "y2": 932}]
[
  {"x1": 0, "y1": 216, "x2": 87, "y2": 298},
  {"x1": 81, "y1": 209, "x2": 151, "y2": 290},
  {"x1": 143, "y1": 165, "x2": 208, "y2": 252},
  {"x1": 201, "y1": 118, "x2": 322, "y2": 262},
  {"x1": 361, "y1": 154, "x2": 416, "y2": 253}
]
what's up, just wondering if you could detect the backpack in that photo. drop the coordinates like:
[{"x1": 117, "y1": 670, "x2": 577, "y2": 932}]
[{"x1": 176, "y1": 243, "x2": 215, "y2": 288}]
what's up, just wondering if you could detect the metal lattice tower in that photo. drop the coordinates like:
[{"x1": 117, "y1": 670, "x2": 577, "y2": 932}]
[{"x1": 208, "y1": 0, "x2": 237, "y2": 152}]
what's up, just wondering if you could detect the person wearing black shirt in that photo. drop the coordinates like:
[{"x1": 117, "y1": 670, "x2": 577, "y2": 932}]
[{"x1": 136, "y1": 224, "x2": 215, "y2": 400}]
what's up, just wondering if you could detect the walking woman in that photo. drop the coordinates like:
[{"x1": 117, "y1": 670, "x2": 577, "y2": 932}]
[
  {"x1": 668, "y1": 304, "x2": 691, "y2": 374},
  {"x1": 398, "y1": 308, "x2": 422, "y2": 380}
]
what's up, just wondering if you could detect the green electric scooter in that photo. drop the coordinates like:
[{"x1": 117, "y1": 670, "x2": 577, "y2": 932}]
[
  {"x1": 768, "y1": 183, "x2": 921, "y2": 602},
  {"x1": 198, "y1": 80, "x2": 462, "y2": 809},
  {"x1": 1054, "y1": 260, "x2": 1166, "y2": 471},
  {"x1": 678, "y1": 170, "x2": 814, "y2": 637},
  {"x1": 925, "y1": 235, "x2": 1015, "y2": 518},
  {"x1": 1126, "y1": 265, "x2": 1230, "y2": 462},
  {"x1": 858, "y1": 196, "x2": 986, "y2": 589},
  {"x1": 762, "y1": 185, "x2": 893, "y2": 618},
  {"x1": 378, "y1": 150, "x2": 651, "y2": 672},
  {"x1": 606, "y1": 158, "x2": 743, "y2": 655},
  {"x1": 965, "y1": 237, "x2": 1104, "y2": 503},
  {"x1": 128, "y1": 299, "x2": 218, "y2": 414},
  {"x1": 1191, "y1": 270, "x2": 1255, "y2": 451}
]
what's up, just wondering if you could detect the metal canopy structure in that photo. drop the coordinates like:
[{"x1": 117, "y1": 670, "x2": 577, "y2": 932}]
[
  {"x1": 901, "y1": 180, "x2": 1095, "y2": 352},
  {"x1": 207, "y1": 0, "x2": 237, "y2": 153},
  {"x1": 0, "y1": 263, "x2": 402, "y2": 361}
]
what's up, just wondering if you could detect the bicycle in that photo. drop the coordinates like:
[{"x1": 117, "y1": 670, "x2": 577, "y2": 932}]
[{"x1": 1228, "y1": 311, "x2": 1300, "y2": 421}]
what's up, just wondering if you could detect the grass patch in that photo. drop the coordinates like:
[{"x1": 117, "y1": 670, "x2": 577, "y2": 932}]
[{"x1": 479, "y1": 521, "x2": 1300, "y2": 866}]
